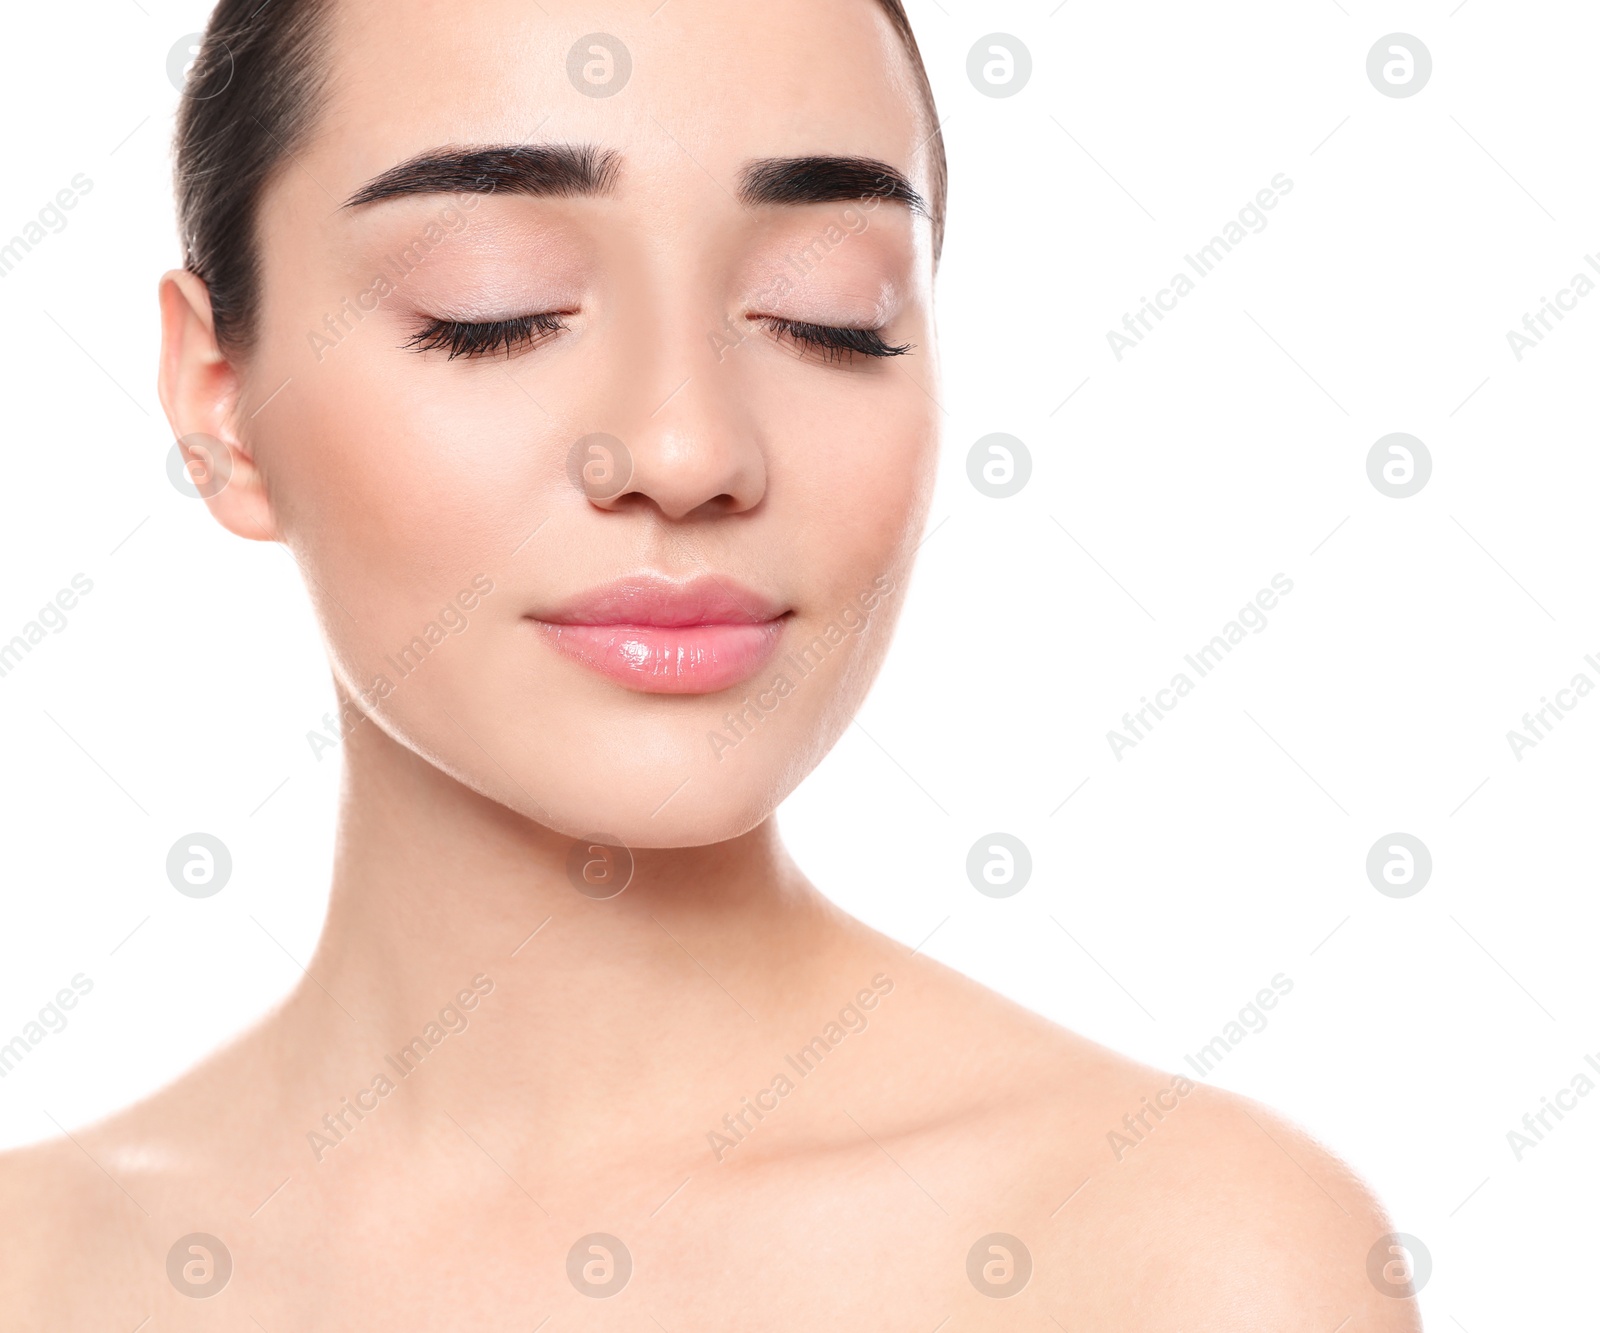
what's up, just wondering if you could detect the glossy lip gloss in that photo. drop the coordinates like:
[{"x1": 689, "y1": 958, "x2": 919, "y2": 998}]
[{"x1": 528, "y1": 574, "x2": 790, "y2": 694}]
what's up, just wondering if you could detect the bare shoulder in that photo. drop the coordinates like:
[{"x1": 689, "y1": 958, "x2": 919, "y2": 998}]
[
  {"x1": 0, "y1": 1041, "x2": 276, "y2": 1327},
  {"x1": 1053, "y1": 1078, "x2": 1425, "y2": 1330},
  {"x1": 854, "y1": 945, "x2": 1423, "y2": 1329},
  {"x1": 0, "y1": 1132, "x2": 162, "y2": 1326}
]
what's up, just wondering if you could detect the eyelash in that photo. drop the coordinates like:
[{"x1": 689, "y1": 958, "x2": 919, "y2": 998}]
[
  {"x1": 404, "y1": 313, "x2": 912, "y2": 363},
  {"x1": 760, "y1": 318, "x2": 913, "y2": 363},
  {"x1": 405, "y1": 312, "x2": 569, "y2": 359}
]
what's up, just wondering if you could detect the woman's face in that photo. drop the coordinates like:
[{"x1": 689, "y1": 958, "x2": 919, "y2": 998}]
[{"x1": 229, "y1": 0, "x2": 940, "y2": 845}]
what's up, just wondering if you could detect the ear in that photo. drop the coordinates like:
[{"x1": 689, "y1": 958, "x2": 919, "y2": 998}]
[{"x1": 156, "y1": 269, "x2": 279, "y2": 543}]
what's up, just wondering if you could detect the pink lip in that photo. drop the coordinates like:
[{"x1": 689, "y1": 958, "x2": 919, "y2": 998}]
[{"x1": 528, "y1": 575, "x2": 790, "y2": 694}]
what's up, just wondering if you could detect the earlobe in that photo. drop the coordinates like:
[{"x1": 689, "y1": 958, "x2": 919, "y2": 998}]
[{"x1": 156, "y1": 269, "x2": 279, "y2": 543}]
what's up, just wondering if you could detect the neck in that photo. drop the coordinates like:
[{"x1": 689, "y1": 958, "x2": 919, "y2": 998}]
[{"x1": 291, "y1": 708, "x2": 851, "y2": 1160}]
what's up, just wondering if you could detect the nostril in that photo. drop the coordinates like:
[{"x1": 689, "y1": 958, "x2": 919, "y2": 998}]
[{"x1": 687, "y1": 493, "x2": 742, "y2": 520}]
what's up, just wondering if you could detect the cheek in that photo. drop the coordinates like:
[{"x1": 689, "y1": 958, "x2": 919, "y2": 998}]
[
  {"x1": 761, "y1": 375, "x2": 936, "y2": 726},
  {"x1": 269, "y1": 349, "x2": 550, "y2": 578},
  {"x1": 258, "y1": 346, "x2": 562, "y2": 708},
  {"x1": 767, "y1": 372, "x2": 939, "y2": 588}
]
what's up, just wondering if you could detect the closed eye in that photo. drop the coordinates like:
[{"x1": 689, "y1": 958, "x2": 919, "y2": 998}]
[
  {"x1": 402, "y1": 311, "x2": 912, "y2": 364},
  {"x1": 405, "y1": 311, "x2": 571, "y2": 360},
  {"x1": 758, "y1": 317, "x2": 913, "y2": 363}
]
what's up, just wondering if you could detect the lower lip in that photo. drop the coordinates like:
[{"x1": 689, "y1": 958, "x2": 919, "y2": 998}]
[{"x1": 531, "y1": 620, "x2": 788, "y2": 694}]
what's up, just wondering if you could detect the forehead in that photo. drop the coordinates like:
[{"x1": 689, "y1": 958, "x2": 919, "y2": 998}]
[{"x1": 311, "y1": 0, "x2": 928, "y2": 200}]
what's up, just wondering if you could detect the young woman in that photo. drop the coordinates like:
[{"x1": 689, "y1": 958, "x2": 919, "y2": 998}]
[{"x1": 2, "y1": 0, "x2": 1420, "y2": 1327}]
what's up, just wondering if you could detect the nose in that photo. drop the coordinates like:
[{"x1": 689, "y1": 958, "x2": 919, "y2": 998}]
[{"x1": 583, "y1": 366, "x2": 767, "y2": 522}]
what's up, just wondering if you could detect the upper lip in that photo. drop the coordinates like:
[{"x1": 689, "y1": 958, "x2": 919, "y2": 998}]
[{"x1": 532, "y1": 574, "x2": 789, "y2": 627}]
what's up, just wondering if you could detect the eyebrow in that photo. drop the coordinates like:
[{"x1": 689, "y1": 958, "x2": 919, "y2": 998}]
[
  {"x1": 740, "y1": 156, "x2": 928, "y2": 217},
  {"x1": 343, "y1": 144, "x2": 621, "y2": 208},
  {"x1": 343, "y1": 145, "x2": 928, "y2": 220}
]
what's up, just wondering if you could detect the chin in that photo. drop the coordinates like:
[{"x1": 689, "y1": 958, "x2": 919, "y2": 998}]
[
  {"x1": 553, "y1": 790, "x2": 778, "y2": 852},
  {"x1": 375, "y1": 692, "x2": 804, "y2": 853},
  {"x1": 525, "y1": 722, "x2": 811, "y2": 848}
]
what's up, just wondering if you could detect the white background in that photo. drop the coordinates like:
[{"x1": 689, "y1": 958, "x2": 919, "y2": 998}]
[{"x1": 1, "y1": 1, "x2": 1594, "y2": 1324}]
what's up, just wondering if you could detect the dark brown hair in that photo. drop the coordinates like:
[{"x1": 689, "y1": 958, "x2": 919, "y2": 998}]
[{"x1": 174, "y1": 0, "x2": 948, "y2": 355}]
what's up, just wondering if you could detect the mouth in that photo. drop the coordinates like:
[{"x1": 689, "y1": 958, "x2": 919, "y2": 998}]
[{"x1": 526, "y1": 574, "x2": 792, "y2": 695}]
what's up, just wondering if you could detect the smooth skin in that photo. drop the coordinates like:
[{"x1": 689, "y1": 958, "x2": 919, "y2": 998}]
[{"x1": 0, "y1": 0, "x2": 1421, "y2": 1328}]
